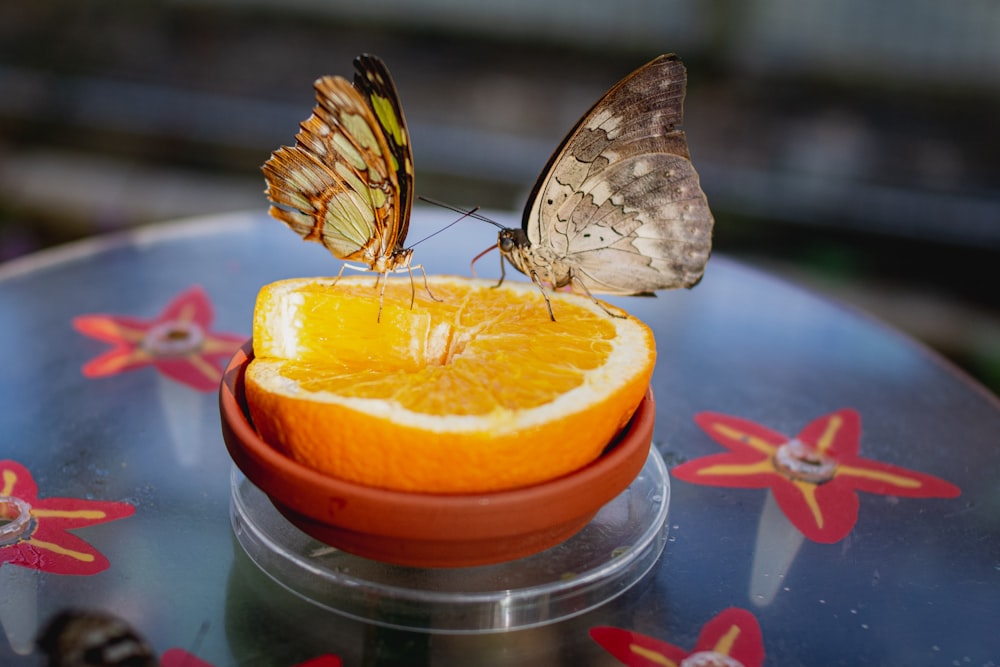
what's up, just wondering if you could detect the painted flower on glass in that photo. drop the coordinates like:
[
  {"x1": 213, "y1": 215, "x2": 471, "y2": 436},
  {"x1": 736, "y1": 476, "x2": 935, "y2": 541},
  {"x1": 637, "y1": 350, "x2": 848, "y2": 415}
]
[
  {"x1": 672, "y1": 409, "x2": 961, "y2": 543},
  {"x1": 73, "y1": 285, "x2": 245, "y2": 393},
  {"x1": 161, "y1": 649, "x2": 341, "y2": 667},
  {"x1": 0, "y1": 460, "x2": 134, "y2": 576},
  {"x1": 591, "y1": 607, "x2": 764, "y2": 667}
]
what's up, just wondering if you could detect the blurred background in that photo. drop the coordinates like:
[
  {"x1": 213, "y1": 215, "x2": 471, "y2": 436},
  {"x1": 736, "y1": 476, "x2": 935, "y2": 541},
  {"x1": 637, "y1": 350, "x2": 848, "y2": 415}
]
[{"x1": 1, "y1": 0, "x2": 998, "y2": 394}]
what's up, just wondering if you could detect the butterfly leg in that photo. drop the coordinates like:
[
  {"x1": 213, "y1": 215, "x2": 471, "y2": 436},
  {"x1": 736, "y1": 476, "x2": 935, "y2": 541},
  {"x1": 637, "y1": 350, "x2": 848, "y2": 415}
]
[
  {"x1": 376, "y1": 271, "x2": 388, "y2": 323},
  {"x1": 330, "y1": 262, "x2": 350, "y2": 286},
  {"x1": 570, "y1": 272, "x2": 625, "y2": 319},
  {"x1": 406, "y1": 266, "x2": 417, "y2": 310},
  {"x1": 491, "y1": 254, "x2": 509, "y2": 289},
  {"x1": 409, "y1": 264, "x2": 442, "y2": 305},
  {"x1": 528, "y1": 270, "x2": 557, "y2": 321}
]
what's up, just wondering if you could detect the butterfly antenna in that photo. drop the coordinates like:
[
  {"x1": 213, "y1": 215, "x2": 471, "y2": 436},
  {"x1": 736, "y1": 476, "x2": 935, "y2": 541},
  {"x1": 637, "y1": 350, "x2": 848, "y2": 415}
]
[
  {"x1": 417, "y1": 195, "x2": 505, "y2": 229},
  {"x1": 416, "y1": 195, "x2": 506, "y2": 280},
  {"x1": 409, "y1": 204, "x2": 483, "y2": 248}
]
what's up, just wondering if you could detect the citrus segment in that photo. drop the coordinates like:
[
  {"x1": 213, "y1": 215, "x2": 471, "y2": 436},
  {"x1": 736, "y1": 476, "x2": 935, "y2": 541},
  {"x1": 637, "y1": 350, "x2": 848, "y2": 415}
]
[{"x1": 246, "y1": 275, "x2": 655, "y2": 493}]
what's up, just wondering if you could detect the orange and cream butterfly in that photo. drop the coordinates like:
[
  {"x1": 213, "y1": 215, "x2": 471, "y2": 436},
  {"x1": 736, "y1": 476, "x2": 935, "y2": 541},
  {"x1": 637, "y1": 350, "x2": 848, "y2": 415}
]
[
  {"x1": 263, "y1": 54, "x2": 429, "y2": 320},
  {"x1": 483, "y1": 54, "x2": 713, "y2": 320}
]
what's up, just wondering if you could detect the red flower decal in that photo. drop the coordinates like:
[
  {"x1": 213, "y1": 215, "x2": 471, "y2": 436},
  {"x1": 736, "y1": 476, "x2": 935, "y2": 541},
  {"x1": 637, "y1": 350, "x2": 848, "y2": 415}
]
[
  {"x1": 73, "y1": 285, "x2": 245, "y2": 392},
  {"x1": 161, "y1": 649, "x2": 215, "y2": 667},
  {"x1": 161, "y1": 650, "x2": 341, "y2": 667},
  {"x1": 672, "y1": 409, "x2": 961, "y2": 543},
  {"x1": 0, "y1": 460, "x2": 134, "y2": 575},
  {"x1": 591, "y1": 607, "x2": 764, "y2": 667}
]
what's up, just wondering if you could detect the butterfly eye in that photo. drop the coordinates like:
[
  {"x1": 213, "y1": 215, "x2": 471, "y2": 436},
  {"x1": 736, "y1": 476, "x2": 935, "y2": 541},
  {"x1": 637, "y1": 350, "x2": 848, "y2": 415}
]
[{"x1": 498, "y1": 228, "x2": 527, "y2": 253}]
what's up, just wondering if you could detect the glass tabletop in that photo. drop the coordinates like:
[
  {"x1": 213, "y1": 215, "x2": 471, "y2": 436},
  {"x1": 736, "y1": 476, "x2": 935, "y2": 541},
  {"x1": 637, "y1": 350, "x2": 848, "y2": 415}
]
[{"x1": 1, "y1": 208, "x2": 997, "y2": 666}]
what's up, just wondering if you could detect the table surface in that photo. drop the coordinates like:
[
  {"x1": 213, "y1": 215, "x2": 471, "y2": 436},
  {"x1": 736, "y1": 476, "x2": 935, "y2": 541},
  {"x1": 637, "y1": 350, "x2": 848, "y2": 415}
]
[{"x1": 1, "y1": 209, "x2": 998, "y2": 666}]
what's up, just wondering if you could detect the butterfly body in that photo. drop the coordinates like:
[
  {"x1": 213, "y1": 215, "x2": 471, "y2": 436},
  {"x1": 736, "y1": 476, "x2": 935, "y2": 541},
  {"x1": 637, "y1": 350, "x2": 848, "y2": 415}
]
[
  {"x1": 498, "y1": 228, "x2": 576, "y2": 290},
  {"x1": 263, "y1": 54, "x2": 425, "y2": 318},
  {"x1": 495, "y1": 54, "x2": 713, "y2": 315}
]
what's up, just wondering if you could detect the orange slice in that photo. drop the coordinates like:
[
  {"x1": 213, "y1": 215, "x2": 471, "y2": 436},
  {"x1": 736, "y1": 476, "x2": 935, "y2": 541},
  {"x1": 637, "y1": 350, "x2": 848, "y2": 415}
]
[{"x1": 245, "y1": 275, "x2": 655, "y2": 493}]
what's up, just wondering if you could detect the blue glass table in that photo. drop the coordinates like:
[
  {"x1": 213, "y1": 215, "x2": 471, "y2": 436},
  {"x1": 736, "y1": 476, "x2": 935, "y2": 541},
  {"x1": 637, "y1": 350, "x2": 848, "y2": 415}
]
[{"x1": 1, "y1": 209, "x2": 997, "y2": 665}]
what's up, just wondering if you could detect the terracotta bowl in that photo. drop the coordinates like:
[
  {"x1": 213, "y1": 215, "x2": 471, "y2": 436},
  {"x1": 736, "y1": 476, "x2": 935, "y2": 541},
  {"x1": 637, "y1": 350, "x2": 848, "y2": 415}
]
[{"x1": 220, "y1": 342, "x2": 655, "y2": 568}]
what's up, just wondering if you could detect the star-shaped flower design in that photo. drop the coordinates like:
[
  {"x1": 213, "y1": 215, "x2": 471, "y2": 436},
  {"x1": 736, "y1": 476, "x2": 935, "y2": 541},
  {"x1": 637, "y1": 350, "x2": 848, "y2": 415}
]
[
  {"x1": 591, "y1": 607, "x2": 764, "y2": 667},
  {"x1": 73, "y1": 285, "x2": 246, "y2": 392},
  {"x1": 672, "y1": 409, "x2": 961, "y2": 543},
  {"x1": 0, "y1": 460, "x2": 135, "y2": 575}
]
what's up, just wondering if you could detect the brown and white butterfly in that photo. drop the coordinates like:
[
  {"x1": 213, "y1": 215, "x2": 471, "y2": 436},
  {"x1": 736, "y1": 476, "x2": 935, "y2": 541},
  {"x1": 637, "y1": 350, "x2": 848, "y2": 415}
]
[{"x1": 481, "y1": 53, "x2": 713, "y2": 320}]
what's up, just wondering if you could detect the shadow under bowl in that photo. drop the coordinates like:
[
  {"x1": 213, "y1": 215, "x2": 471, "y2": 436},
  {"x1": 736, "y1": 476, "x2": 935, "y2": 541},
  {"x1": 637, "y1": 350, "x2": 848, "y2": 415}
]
[{"x1": 220, "y1": 342, "x2": 655, "y2": 568}]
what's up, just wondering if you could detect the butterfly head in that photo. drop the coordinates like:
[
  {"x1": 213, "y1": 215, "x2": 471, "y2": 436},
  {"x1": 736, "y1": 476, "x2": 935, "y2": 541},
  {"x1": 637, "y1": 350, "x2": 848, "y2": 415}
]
[
  {"x1": 497, "y1": 228, "x2": 529, "y2": 255},
  {"x1": 368, "y1": 246, "x2": 414, "y2": 274},
  {"x1": 496, "y1": 227, "x2": 568, "y2": 289}
]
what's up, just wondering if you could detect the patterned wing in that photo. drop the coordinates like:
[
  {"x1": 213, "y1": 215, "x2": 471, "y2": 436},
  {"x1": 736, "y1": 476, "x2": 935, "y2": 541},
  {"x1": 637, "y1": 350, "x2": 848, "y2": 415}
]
[
  {"x1": 262, "y1": 60, "x2": 408, "y2": 272},
  {"x1": 522, "y1": 54, "x2": 713, "y2": 295},
  {"x1": 353, "y1": 53, "x2": 415, "y2": 250}
]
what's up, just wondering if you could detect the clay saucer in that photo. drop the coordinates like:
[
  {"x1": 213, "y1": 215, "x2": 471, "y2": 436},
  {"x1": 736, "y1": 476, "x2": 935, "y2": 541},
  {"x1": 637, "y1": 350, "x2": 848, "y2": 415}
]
[{"x1": 220, "y1": 342, "x2": 655, "y2": 568}]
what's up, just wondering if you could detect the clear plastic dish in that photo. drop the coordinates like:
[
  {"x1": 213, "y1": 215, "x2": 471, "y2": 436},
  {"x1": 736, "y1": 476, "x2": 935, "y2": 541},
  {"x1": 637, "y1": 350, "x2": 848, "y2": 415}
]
[{"x1": 230, "y1": 447, "x2": 670, "y2": 634}]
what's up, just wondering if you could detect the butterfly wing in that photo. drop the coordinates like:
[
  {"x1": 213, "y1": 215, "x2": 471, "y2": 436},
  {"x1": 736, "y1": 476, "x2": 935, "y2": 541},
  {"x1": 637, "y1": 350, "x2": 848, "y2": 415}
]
[
  {"x1": 522, "y1": 54, "x2": 713, "y2": 295},
  {"x1": 354, "y1": 53, "x2": 415, "y2": 251},
  {"x1": 263, "y1": 56, "x2": 411, "y2": 272}
]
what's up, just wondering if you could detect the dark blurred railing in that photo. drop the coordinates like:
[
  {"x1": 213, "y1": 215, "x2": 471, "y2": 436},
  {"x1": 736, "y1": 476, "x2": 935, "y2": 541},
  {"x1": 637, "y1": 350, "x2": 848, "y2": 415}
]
[{"x1": 1, "y1": 0, "x2": 998, "y2": 391}]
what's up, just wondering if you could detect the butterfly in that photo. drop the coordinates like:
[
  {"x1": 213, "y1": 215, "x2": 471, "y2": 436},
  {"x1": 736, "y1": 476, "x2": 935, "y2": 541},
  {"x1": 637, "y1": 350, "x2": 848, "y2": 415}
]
[
  {"x1": 480, "y1": 53, "x2": 714, "y2": 320},
  {"x1": 35, "y1": 609, "x2": 338, "y2": 667},
  {"x1": 36, "y1": 609, "x2": 158, "y2": 667},
  {"x1": 262, "y1": 54, "x2": 430, "y2": 320}
]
